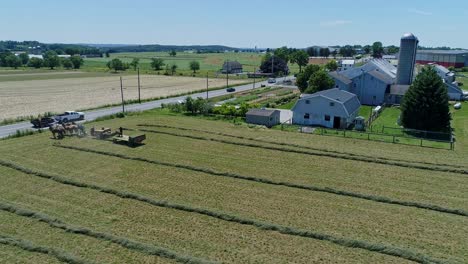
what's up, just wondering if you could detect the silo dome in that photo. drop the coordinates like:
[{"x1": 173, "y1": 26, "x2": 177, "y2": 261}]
[{"x1": 401, "y1": 33, "x2": 418, "y2": 40}]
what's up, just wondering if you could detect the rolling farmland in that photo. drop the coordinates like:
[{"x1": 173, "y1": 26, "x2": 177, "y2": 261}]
[{"x1": 0, "y1": 110, "x2": 467, "y2": 263}]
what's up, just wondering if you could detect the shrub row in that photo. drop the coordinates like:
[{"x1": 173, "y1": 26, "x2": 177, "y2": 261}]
[
  {"x1": 138, "y1": 123, "x2": 467, "y2": 170},
  {"x1": 52, "y1": 144, "x2": 468, "y2": 218},
  {"x1": 140, "y1": 128, "x2": 468, "y2": 176},
  {"x1": 0, "y1": 234, "x2": 90, "y2": 264},
  {"x1": 0, "y1": 171, "x2": 212, "y2": 264},
  {"x1": 0, "y1": 159, "x2": 443, "y2": 264}
]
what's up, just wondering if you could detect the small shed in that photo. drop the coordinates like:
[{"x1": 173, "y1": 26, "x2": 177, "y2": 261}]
[
  {"x1": 246, "y1": 109, "x2": 280, "y2": 128},
  {"x1": 222, "y1": 61, "x2": 243, "y2": 74}
]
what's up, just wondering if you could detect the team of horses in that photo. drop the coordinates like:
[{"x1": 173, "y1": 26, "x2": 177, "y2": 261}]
[{"x1": 49, "y1": 122, "x2": 86, "y2": 139}]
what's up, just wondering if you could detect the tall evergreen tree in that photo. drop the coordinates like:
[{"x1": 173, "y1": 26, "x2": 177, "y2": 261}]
[{"x1": 400, "y1": 66, "x2": 451, "y2": 132}]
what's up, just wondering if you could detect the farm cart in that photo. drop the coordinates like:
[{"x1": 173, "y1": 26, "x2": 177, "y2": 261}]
[
  {"x1": 112, "y1": 127, "x2": 146, "y2": 147},
  {"x1": 90, "y1": 127, "x2": 114, "y2": 139},
  {"x1": 112, "y1": 134, "x2": 146, "y2": 147}
]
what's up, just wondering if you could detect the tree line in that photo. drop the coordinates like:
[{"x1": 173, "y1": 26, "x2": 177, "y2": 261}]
[
  {"x1": 0, "y1": 51, "x2": 83, "y2": 69},
  {"x1": 106, "y1": 57, "x2": 200, "y2": 75}
]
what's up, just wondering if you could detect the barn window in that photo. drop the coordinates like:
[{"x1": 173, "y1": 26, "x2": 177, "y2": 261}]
[
  {"x1": 329, "y1": 102, "x2": 335, "y2": 107},
  {"x1": 304, "y1": 113, "x2": 310, "y2": 119},
  {"x1": 305, "y1": 100, "x2": 310, "y2": 104},
  {"x1": 324, "y1": 115, "x2": 331, "y2": 121},
  {"x1": 335, "y1": 85, "x2": 339, "y2": 88},
  {"x1": 353, "y1": 83, "x2": 357, "y2": 88}
]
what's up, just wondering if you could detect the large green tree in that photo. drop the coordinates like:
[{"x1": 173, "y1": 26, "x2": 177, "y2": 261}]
[
  {"x1": 62, "y1": 58, "x2": 73, "y2": 69},
  {"x1": 372, "y1": 42, "x2": 384, "y2": 58},
  {"x1": 70, "y1": 55, "x2": 84, "y2": 69},
  {"x1": 296, "y1": 64, "x2": 321, "y2": 92},
  {"x1": 189, "y1": 60, "x2": 200, "y2": 73},
  {"x1": 43, "y1": 51, "x2": 61, "y2": 69},
  {"x1": 325, "y1": 60, "x2": 338, "y2": 71},
  {"x1": 5, "y1": 54, "x2": 22, "y2": 69},
  {"x1": 129, "y1": 58, "x2": 139, "y2": 71},
  {"x1": 28, "y1": 57, "x2": 43, "y2": 68},
  {"x1": 306, "y1": 70, "x2": 334, "y2": 94},
  {"x1": 260, "y1": 56, "x2": 289, "y2": 76},
  {"x1": 150, "y1": 58, "x2": 165, "y2": 71},
  {"x1": 290, "y1": 50, "x2": 309, "y2": 73},
  {"x1": 106, "y1": 58, "x2": 128, "y2": 72},
  {"x1": 19, "y1": 53, "x2": 29, "y2": 65},
  {"x1": 273, "y1": 46, "x2": 291, "y2": 63},
  {"x1": 400, "y1": 66, "x2": 451, "y2": 132}
]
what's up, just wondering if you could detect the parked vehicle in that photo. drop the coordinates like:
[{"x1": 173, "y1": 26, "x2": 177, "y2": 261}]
[
  {"x1": 54, "y1": 111, "x2": 85, "y2": 123},
  {"x1": 226, "y1": 87, "x2": 236, "y2": 92},
  {"x1": 268, "y1": 78, "x2": 276, "y2": 84},
  {"x1": 30, "y1": 117, "x2": 57, "y2": 128}
]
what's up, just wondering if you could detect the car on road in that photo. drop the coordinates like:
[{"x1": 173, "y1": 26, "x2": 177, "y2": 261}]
[
  {"x1": 54, "y1": 111, "x2": 85, "y2": 123},
  {"x1": 30, "y1": 117, "x2": 57, "y2": 128},
  {"x1": 226, "y1": 87, "x2": 236, "y2": 92},
  {"x1": 268, "y1": 78, "x2": 276, "y2": 84}
]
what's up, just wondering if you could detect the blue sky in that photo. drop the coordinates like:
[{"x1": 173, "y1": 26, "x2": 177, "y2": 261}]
[{"x1": 2, "y1": 0, "x2": 467, "y2": 48}]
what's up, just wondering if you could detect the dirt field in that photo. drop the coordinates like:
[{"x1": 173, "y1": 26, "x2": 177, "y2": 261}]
[{"x1": 0, "y1": 75, "x2": 247, "y2": 120}]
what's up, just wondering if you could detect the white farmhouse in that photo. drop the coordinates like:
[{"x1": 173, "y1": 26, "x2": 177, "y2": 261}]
[{"x1": 292, "y1": 88, "x2": 361, "y2": 129}]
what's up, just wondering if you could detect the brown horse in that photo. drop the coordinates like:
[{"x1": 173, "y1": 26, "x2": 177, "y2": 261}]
[
  {"x1": 62, "y1": 122, "x2": 79, "y2": 135},
  {"x1": 49, "y1": 124, "x2": 65, "y2": 139}
]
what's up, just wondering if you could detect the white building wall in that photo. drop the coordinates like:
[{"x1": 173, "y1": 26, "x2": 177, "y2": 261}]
[{"x1": 292, "y1": 96, "x2": 350, "y2": 128}]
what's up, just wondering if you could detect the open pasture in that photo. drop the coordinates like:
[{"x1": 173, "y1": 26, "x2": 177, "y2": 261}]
[{"x1": 0, "y1": 110, "x2": 467, "y2": 263}]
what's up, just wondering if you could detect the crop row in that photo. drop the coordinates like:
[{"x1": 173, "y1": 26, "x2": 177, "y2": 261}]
[
  {"x1": 0, "y1": 200, "x2": 211, "y2": 264},
  {"x1": 52, "y1": 144, "x2": 468, "y2": 217},
  {"x1": 137, "y1": 123, "x2": 466, "y2": 169},
  {"x1": 140, "y1": 128, "x2": 468, "y2": 176},
  {"x1": 0, "y1": 159, "x2": 446, "y2": 263},
  {"x1": 0, "y1": 234, "x2": 90, "y2": 264}
]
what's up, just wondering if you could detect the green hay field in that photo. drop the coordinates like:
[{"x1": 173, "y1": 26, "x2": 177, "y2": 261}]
[{"x1": 0, "y1": 109, "x2": 467, "y2": 263}]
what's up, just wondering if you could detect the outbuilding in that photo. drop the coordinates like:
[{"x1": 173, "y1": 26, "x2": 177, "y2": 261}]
[
  {"x1": 221, "y1": 61, "x2": 243, "y2": 74},
  {"x1": 292, "y1": 88, "x2": 361, "y2": 129},
  {"x1": 245, "y1": 109, "x2": 280, "y2": 128}
]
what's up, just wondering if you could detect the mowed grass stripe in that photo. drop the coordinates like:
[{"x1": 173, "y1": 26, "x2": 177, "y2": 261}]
[
  {"x1": 0, "y1": 201, "x2": 212, "y2": 264},
  {"x1": 0, "y1": 234, "x2": 91, "y2": 264},
  {"x1": 0, "y1": 160, "x2": 446, "y2": 264},
  {"x1": 138, "y1": 123, "x2": 466, "y2": 170},
  {"x1": 52, "y1": 144, "x2": 468, "y2": 218},
  {"x1": 139, "y1": 128, "x2": 468, "y2": 176}
]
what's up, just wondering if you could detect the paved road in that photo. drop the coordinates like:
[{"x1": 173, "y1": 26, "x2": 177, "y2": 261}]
[{"x1": 0, "y1": 78, "x2": 294, "y2": 138}]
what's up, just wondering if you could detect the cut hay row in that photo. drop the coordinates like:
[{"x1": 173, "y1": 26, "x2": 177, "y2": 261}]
[
  {"x1": 0, "y1": 201, "x2": 212, "y2": 264},
  {"x1": 140, "y1": 129, "x2": 468, "y2": 176},
  {"x1": 51, "y1": 144, "x2": 468, "y2": 218},
  {"x1": 0, "y1": 160, "x2": 444, "y2": 264},
  {"x1": 138, "y1": 123, "x2": 466, "y2": 170},
  {"x1": 0, "y1": 234, "x2": 91, "y2": 264}
]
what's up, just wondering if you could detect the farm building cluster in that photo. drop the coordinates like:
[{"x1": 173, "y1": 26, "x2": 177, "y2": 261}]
[{"x1": 247, "y1": 33, "x2": 466, "y2": 130}]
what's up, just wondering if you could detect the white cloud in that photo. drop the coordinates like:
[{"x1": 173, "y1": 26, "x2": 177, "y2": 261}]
[
  {"x1": 408, "y1": 9, "x2": 432, "y2": 16},
  {"x1": 319, "y1": 20, "x2": 352, "y2": 27}
]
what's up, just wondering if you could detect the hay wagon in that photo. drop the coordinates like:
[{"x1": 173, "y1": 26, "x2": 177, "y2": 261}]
[
  {"x1": 112, "y1": 134, "x2": 146, "y2": 147},
  {"x1": 90, "y1": 127, "x2": 114, "y2": 139}
]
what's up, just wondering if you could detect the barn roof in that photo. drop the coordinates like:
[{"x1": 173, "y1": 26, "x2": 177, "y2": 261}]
[
  {"x1": 366, "y1": 69, "x2": 394, "y2": 84},
  {"x1": 328, "y1": 71, "x2": 352, "y2": 85},
  {"x1": 302, "y1": 88, "x2": 361, "y2": 116},
  {"x1": 246, "y1": 108, "x2": 278, "y2": 117}
]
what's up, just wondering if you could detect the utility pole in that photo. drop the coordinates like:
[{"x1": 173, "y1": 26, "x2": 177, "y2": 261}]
[
  {"x1": 271, "y1": 55, "x2": 274, "y2": 77},
  {"x1": 226, "y1": 60, "x2": 229, "y2": 89},
  {"x1": 120, "y1": 76, "x2": 125, "y2": 113},
  {"x1": 137, "y1": 67, "x2": 141, "y2": 104},
  {"x1": 206, "y1": 72, "x2": 209, "y2": 99},
  {"x1": 253, "y1": 68, "x2": 256, "y2": 90}
]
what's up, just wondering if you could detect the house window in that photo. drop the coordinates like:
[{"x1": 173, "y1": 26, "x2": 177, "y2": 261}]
[
  {"x1": 304, "y1": 113, "x2": 310, "y2": 119},
  {"x1": 305, "y1": 100, "x2": 310, "y2": 104},
  {"x1": 324, "y1": 115, "x2": 331, "y2": 121},
  {"x1": 329, "y1": 102, "x2": 335, "y2": 107}
]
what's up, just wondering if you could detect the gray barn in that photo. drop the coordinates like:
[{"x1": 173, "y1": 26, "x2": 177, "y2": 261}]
[
  {"x1": 246, "y1": 109, "x2": 280, "y2": 128},
  {"x1": 221, "y1": 61, "x2": 243, "y2": 74}
]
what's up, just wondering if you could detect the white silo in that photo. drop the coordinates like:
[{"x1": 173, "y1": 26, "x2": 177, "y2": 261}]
[{"x1": 396, "y1": 33, "x2": 419, "y2": 85}]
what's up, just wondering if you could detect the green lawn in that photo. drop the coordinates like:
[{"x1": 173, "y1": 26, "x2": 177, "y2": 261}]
[
  {"x1": 369, "y1": 106, "x2": 401, "y2": 133},
  {"x1": 358, "y1": 105, "x2": 372, "y2": 119}
]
